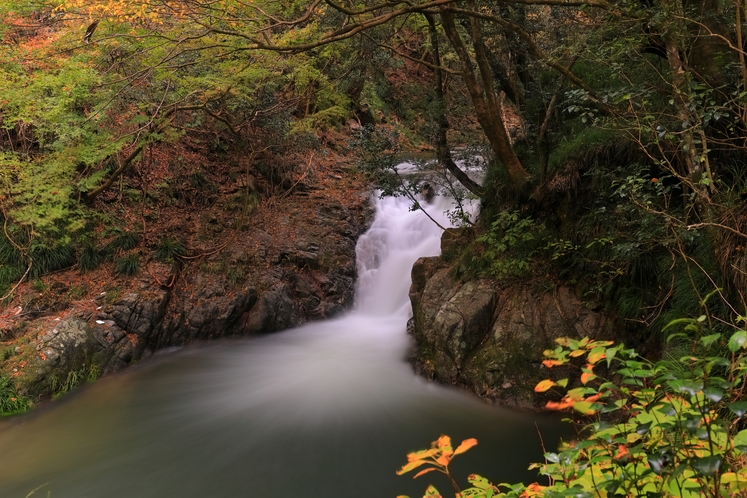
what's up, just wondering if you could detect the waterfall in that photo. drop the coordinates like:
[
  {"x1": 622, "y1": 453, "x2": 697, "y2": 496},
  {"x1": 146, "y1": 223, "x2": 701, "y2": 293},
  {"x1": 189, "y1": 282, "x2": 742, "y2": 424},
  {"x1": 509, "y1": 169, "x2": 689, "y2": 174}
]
[{"x1": 0, "y1": 185, "x2": 564, "y2": 498}]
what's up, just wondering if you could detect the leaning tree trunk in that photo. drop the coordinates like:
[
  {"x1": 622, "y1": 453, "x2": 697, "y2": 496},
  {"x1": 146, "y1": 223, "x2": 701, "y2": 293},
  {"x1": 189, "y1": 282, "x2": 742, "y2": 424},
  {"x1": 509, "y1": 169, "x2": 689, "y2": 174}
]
[{"x1": 439, "y1": 8, "x2": 530, "y2": 187}]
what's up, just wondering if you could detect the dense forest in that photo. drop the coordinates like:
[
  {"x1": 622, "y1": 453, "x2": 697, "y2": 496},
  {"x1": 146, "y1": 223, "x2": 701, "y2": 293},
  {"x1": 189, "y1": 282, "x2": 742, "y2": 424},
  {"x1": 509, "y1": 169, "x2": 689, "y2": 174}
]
[
  {"x1": 2, "y1": 0, "x2": 747, "y2": 495},
  {"x1": 1, "y1": 0, "x2": 747, "y2": 328}
]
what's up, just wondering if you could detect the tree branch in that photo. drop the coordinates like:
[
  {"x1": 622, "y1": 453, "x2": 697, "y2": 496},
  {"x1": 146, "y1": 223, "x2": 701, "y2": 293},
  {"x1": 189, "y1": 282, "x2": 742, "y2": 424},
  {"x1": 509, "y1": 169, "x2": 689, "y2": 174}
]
[{"x1": 444, "y1": 7, "x2": 605, "y2": 105}]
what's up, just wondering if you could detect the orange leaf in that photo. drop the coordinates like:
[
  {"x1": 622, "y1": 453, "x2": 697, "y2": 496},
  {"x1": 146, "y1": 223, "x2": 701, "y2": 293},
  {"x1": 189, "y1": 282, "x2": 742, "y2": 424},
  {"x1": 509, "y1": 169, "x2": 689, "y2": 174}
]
[
  {"x1": 613, "y1": 444, "x2": 629, "y2": 460},
  {"x1": 453, "y1": 438, "x2": 478, "y2": 455},
  {"x1": 580, "y1": 365, "x2": 597, "y2": 385},
  {"x1": 587, "y1": 348, "x2": 606, "y2": 364},
  {"x1": 413, "y1": 467, "x2": 438, "y2": 479},
  {"x1": 407, "y1": 449, "x2": 437, "y2": 462},
  {"x1": 436, "y1": 435, "x2": 451, "y2": 449},
  {"x1": 580, "y1": 372, "x2": 596, "y2": 384},
  {"x1": 522, "y1": 482, "x2": 547, "y2": 497},
  {"x1": 397, "y1": 460, "x2": 429, "y2": 475},
  {"x1": 542, "y1": 359, "x2": 563, "y2": 368},
  {"x1": 534, "y1": 379, "x2": 556, "y2": 392},
  {"x1": 436, "y1": 455, "x2": 451, "y2": 467},
  {"x1": 546, "y1": 399, "x2": 574, "y2": 410}
]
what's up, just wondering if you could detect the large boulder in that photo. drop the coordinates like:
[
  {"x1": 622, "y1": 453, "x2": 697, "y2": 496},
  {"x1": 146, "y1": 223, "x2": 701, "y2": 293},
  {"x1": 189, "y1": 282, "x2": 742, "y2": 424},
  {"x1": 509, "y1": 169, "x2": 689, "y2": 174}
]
[
  {"x1": 18, "y1": 316, "x2": 136, "y2": 397},
  {"x1": 409, "y1": 250, "x2": 615, "y2": 409}
]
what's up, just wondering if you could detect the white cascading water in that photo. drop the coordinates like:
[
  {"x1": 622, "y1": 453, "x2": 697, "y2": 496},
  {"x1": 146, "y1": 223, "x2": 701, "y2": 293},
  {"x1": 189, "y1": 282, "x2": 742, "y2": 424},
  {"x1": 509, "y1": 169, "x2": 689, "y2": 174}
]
[
  {"x1": 0, "y1": 186, "x2": 565, "y2": 498},
  {"x1": 355, "y1": 193, "x2": 451, "y2": 317}
]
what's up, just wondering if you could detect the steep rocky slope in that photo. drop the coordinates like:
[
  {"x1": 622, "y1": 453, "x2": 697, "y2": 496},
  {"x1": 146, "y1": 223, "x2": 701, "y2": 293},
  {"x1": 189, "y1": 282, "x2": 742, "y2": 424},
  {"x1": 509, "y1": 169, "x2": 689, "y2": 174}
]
[{"x1": 1, "y1": 153, "x2": 372, "y2": 402}]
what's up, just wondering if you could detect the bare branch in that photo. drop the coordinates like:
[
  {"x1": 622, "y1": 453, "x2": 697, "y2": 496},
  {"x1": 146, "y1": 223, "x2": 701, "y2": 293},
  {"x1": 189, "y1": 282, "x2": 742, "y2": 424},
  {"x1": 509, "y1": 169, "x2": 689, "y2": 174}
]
[{"x1": 363, "y1": 33, "x2": 462, "y2": 74}]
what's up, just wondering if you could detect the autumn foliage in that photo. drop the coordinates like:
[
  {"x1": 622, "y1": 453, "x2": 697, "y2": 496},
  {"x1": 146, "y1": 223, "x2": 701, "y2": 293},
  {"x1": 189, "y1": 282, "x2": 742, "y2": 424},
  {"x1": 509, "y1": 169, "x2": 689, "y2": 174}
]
[{"x1": 399, "y1": 318, "x2": 747, "y2": 497}]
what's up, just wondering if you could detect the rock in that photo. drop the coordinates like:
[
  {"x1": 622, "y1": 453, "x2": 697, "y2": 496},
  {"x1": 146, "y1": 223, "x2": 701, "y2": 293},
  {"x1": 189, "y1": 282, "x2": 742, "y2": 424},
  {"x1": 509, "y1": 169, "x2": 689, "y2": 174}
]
[
  {"x1": 408, "y1": 234, "x2": 616, "y2": 409},
  {"x1": 241, "y1": 282, "x2": 300, "y2": 334},
  {"x1": 9, "y1": 174, "x2": 373, "y2": 405},
  {"x1": 19, "y1": 317, "x2": 127, "y2": 397}
]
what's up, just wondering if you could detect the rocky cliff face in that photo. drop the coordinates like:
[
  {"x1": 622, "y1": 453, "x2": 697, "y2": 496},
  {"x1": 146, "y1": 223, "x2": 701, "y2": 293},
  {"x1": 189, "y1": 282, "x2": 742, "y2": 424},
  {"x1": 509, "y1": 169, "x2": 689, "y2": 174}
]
[
  {"x1": 408, "y1": 231, "x2": 616, "y2": 409},
  {"x1": 13, "y1": 191, "x2": 372, "y2": 400}
]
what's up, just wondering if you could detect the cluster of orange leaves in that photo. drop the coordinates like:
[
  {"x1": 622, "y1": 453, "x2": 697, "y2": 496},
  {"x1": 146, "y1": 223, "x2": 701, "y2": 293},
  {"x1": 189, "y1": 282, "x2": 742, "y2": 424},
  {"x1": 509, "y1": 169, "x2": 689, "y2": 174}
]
[
  {"x1": 57, "y1": 0, "x2": 190, "y2": 22},
  {"x1": 534, "y1": 339, "x2": 614, "y2": 414},
  {"x1": 397, "y1": 435, "x2": 479, "y2": 479}
]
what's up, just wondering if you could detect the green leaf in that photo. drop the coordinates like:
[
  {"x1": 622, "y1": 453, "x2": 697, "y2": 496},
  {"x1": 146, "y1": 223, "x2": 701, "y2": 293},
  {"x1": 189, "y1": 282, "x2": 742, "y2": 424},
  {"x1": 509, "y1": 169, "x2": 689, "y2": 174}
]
[
  {"x1": 734, "y1": 429, "x2": 747, "y2": 453},
  {"x1": 466, "y1": 474, "x2": 493, "y2": 490},
  {"x1": 683, "y1": 414, "x2": 701, "y2": 433},
  {"x1": 728, "y1": 401, "x2": 747, "y2": 418},
  {"x1": 702, "y1": 387, "x2": 723, "y2": 403},
  {"x1": 647, "y1": 451, "x2": 670, "y2": 475},
  {"x1": 728, "y1": 330, "x2": 747, "y2": 352},
  {"x1": 668, "y1": 379, "x2": 702, "y2": 396},
  {"x1": 699, "y1": 333, "x2": 721, "y2": 348},
  {"x1": 690, "y1": 455, "x2": 723, "y2": 477},
  {"x1": 635, "y1": 421, "x2": 652, "y2": 435},
  {"x1": 666, "y1": 332, "x2": 688, "y2": 344},
  {"x1": 572, "y1": 401, "x2": 598, "y2": 415},
  {"x1": 663, "y1": 318, "x2": 697, "y2": 332},
  {"x1": 423, "y1": 485, "x2": 442, "y2": 497},
  {"x1": 605, "y1": 347, "x2": 617, "y2": 367}
]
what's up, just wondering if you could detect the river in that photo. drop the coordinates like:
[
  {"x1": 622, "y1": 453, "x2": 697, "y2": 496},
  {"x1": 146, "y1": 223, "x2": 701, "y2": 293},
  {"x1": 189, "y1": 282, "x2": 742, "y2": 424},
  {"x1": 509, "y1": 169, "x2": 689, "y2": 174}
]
[{"x1": 0, "y1": 190, "x2": 566, "y2": 497}]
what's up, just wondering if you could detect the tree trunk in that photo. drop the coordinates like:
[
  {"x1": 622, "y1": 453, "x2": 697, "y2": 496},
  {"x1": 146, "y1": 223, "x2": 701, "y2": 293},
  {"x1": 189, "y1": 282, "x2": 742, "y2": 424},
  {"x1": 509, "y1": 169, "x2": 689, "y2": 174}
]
[
  {"x1": 425, "y1": 13, "x2": 484, "y2": 197},
  {"x1": 439, "y1": 8, "x2": 531, "y2": 187}
]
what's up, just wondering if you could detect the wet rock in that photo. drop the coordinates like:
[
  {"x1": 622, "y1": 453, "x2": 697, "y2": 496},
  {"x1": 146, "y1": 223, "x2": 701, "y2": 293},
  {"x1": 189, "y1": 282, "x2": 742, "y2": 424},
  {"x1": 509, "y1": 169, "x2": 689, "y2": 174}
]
[{"x1": 19, "y1": 317, "x2": 128, "y2": 397}]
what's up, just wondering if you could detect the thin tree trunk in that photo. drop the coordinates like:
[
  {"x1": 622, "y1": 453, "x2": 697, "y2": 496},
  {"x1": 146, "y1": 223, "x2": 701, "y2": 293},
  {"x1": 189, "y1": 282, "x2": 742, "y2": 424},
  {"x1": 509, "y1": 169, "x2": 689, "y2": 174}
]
[
  {"x1": 425, "y1": 13, "x2": 484, "y2": 197},
  {"x1": 440, "y1": 8, "x2": 530, "y2": 187}
]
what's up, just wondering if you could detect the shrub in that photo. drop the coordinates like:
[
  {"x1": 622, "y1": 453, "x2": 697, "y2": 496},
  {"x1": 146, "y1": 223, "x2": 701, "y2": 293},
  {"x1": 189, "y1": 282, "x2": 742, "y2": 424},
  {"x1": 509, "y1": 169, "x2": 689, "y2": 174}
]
[
  {"x1": 113, "y1": 253, "x2": 140, "y2": 276},
  {"x1": 468, "y1": 211, "x2": 543, "y2": 280},
  {"x1": 105, "y1": 230, "x2": 139, "y2": 254},
  {"x1": 78, "y1": 243, "x2": 103, "y2": 272},
  {"x1": 154, "y1": 237, "x2": 187, "y2": 266},
  {"x1": 398, "y1": 319, "x2": 747, "y2": 497}
]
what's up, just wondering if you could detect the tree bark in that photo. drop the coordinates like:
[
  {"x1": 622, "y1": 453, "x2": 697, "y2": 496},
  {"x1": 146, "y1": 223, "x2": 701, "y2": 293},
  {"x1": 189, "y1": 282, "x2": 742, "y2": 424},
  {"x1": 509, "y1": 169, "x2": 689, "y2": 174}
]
[{"x1": 439, "y1": 8, "x2": 531, "y2": 187}]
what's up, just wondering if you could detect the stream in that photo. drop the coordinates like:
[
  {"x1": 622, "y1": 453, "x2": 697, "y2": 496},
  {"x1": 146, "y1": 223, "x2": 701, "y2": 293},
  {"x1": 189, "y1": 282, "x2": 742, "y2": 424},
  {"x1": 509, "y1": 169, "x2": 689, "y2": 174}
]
[{"x1": 0, "y1": 190, "x2": 567, "y2": 497}]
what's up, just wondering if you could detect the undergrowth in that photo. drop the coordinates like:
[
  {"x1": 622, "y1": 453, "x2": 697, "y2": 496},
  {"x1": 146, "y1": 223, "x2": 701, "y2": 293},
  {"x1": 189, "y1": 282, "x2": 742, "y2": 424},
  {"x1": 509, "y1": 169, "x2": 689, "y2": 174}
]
[
  {"x1": 398, "y1": 313, "x2": 747, "y2": 497},
  {"x1": 0, "y1": 376, "x2": 30, "y2": 415}
]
